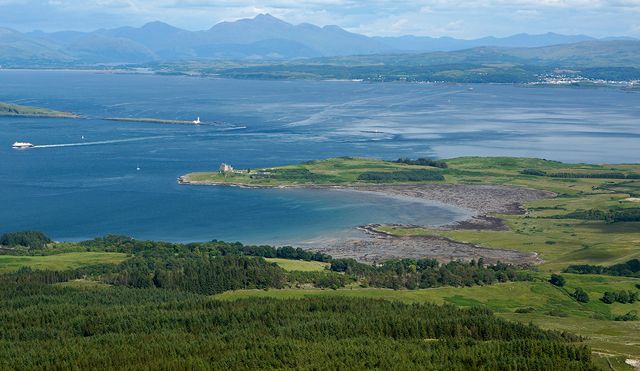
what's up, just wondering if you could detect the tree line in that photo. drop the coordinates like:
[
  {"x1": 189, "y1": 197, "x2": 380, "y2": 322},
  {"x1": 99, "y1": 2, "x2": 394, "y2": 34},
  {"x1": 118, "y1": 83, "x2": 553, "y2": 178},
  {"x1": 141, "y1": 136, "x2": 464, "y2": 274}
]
[
  {"x1": 0, "y1": 231, "x2": 51, "y2": 249},
  {"x1": 520, "y1": 168, "x2": 640, "y2": 179},
  {"x1": 330, "y1": 258, "x2": 534, "y2": 290},
  {"x1": 0, "y1": 232, "x2": 539, "y2": 296},
  {"x1": 357, "y1": 169, "x2": 445, "y2": 182},
  {"x1": 553, "y1": 208, "x2": 640, "y2": 223},
  {"x1": 564, "y1": 259, "x2": 640, "y2": 277},
  {"x1": 601, "y1": 290, "x2": 638, "y2": 304},
  {"x1": 393, "y1": 157, "x2": 449, "y2": 169}
]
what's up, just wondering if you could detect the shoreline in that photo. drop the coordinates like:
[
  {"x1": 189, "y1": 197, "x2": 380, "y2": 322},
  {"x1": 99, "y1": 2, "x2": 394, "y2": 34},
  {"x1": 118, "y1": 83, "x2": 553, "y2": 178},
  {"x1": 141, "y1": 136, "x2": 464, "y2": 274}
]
[
  {"x1": 178, "y1": 176, "x2": 554, "y2": 225},
  {"x1": 178, "y1": 177, "x2": 553, "y2": 265}
]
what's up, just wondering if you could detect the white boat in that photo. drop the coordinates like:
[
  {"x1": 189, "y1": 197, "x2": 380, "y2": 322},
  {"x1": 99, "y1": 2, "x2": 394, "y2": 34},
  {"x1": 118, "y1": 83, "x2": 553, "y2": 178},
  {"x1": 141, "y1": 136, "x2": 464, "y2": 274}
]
[
  {"x1": 193, "y1": 116, "x2": 201, "y2": 125},
  {"x1": 12, "y1": 142, "x2": 34, "y2": 149}
]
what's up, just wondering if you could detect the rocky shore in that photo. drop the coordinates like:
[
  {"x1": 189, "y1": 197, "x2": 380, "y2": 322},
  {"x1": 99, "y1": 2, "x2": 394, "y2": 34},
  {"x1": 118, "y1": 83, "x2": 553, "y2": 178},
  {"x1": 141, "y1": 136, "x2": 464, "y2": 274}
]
[
  {"x1": 179, "y1": 178, "x2": 554, "y2": 264},
  {"x1": 352, "y1": 183, "x2": 555, "y2": 231},
  {"x1": 308, "y1": 232, "x2": 541, "y2": 266},
  {"x1": 321, "y1": 184, "x2": 552, "y2": 264}
]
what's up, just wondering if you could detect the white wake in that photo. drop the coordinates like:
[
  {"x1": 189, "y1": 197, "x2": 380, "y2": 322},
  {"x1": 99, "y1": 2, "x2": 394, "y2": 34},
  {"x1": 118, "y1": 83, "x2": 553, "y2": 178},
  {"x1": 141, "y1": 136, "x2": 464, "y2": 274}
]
[{"x1": 32, "y1": 135, "x2": 171, "y2": 149}]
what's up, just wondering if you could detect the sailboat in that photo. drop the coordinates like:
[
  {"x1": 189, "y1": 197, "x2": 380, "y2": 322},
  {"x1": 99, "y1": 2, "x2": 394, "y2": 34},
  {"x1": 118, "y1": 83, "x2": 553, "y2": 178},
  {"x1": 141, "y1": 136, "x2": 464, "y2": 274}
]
[
  {"x1": 193, "y1": 116, "x2": 201, "y2": 125},
  {"x1": 136, "y1": 163, "x2": 140, "y2": 171}
]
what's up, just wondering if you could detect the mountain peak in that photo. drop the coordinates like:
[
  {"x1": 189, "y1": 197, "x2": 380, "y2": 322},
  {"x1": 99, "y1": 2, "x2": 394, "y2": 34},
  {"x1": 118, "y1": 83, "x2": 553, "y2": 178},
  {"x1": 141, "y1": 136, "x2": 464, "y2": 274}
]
[
  {"x1": 141, "y1": 21, "x2": 176, "y2": 30},
  {"x1": 254, "y1": 13, "x2": 279, "y2": 21},
  {"x1": 251, "y1": 13, "x2": 291, "y2": 26}
]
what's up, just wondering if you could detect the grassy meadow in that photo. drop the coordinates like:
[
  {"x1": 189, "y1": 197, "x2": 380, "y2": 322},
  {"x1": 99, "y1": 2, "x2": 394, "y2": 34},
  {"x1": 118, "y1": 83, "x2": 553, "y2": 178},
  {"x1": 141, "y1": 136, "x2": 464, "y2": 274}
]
[
  {"x1": 184, "y1": 157, "x2": 446, "y2": 186},
  {"x1": 0, "y1": 252, "x2": 128, "y2": 272},
  {"x1": 264, "y1": 257, "x2": 330, "y2": 271}
]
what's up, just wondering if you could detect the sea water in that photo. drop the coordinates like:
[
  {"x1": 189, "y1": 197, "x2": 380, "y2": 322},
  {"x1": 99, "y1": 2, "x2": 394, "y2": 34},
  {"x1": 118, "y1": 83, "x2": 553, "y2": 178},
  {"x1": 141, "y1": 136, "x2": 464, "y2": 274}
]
[{"x1": 1, "y1": 70, "x2": 638, "y2": 243}]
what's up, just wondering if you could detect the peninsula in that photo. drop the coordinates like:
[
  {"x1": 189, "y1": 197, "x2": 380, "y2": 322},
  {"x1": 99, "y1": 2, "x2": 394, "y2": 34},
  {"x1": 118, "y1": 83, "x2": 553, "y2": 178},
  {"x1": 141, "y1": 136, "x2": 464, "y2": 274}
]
[
  {"x1": 0, "y1": 101, "x2": 79, "y2": 118},
  {"x1": 180, "y1": 156, "x2": 640, "y2": 270}
]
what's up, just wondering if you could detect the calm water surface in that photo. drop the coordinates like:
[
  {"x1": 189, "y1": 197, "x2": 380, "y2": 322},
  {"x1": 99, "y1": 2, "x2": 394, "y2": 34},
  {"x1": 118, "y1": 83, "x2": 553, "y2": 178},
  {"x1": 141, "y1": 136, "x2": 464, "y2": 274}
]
[{"x1": 1, "y1": 71, "x2": 638, "y2": 243}]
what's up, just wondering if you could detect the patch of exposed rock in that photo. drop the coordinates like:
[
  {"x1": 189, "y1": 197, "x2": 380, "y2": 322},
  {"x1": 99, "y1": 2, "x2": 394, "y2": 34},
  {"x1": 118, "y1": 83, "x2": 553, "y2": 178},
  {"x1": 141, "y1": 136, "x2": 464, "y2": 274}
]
[
  {"x1": 309, "y1": 233, "x2": 540, "y2": 266},
  {"x1": 353, "y1": 184, "x2": 555, "y2": 217}
]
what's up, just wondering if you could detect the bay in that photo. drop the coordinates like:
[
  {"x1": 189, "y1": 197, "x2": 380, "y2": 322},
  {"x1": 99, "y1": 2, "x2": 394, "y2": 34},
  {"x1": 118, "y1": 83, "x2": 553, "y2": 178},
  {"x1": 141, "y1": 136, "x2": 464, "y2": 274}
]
[{"x1": 1, "y1": 70, "x2": 638, "y2": 243}]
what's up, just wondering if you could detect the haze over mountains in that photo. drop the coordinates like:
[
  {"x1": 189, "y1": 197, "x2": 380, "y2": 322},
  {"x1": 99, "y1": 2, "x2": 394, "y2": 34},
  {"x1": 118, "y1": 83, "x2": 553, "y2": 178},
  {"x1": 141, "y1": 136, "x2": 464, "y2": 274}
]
[{"x1": 1, "y1": 13, "x2": 636, "y2": 65}]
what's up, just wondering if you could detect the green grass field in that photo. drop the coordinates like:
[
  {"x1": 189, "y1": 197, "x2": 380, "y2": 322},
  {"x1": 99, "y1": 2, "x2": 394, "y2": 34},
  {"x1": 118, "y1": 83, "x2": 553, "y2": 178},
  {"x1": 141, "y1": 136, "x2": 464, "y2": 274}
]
[
  {"x1": 184, "y1": 157, "x2": 445, "y2": 186},
  {"x1": 183, "y1": 156, "x2": 640, "y2": 190},
  {"x1": 264, "y1": 258, "x2": 330, "y2": 272},
  {"x1": 0, "y1": 252, "x2": 128, "y2": 272}
]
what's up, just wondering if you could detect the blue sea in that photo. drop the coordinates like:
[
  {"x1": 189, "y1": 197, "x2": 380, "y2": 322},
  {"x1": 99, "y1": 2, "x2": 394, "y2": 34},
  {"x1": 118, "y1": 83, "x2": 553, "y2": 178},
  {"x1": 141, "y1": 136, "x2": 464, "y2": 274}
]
[{"x1": 1, "y1": 70, "x2": 638, "y2": 243}]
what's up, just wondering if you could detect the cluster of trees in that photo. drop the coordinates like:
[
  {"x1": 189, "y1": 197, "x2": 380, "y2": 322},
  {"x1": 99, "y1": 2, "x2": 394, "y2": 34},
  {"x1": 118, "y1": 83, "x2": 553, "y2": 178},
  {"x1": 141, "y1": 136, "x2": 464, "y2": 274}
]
[
  {"x1": 102, "y1": 255, "x2": 286, "y2": 295},
  {"x1": 549, "y1": 274, "x2": 566, "y2": 287},
  {"x1": 0, "y1": 280, "x2": 593, "y2": 369},
  {"x1": 601, "y1": 290, "x2": 639, "y2": 304},
  {"x1": 548, "y1": 273, "x2": 640, "y2": 308},
  {"x1": 393, "y1": 157, "x2": 448, "y2": 169},
  {"x1": 520, "y1": 169, "x2": 640, "y2": 179},
  {"x1": 614, "y1": 311, "x2": 639, "y2": 321},
  {"x1": 549, "y1": 274, "x2": 589, "y2": 303},
  {"x1": 558, "y1": 208, "x2": 640, "y2": 223},
  {"x1": 571, "y1": 288, "x2": 589, "y2": 303},
  {"x1": 215, "y1": 244, "x2": 331, "y2": 262},
  {"x1": 286, "y1": 270, "x2": 350, "y2": 289},
  {"x1": 331, "y1": 258, "x2": 534, "y2": 290},
  {"x1": 357, "y1": 169, "x2": 444, "y2": 183},
  {"x1": 77, "y1": 235, "x2": 332, "y2": 262},
  {"x1": 564, "y1": 259, "x2": 640, "y2": 278},
  {"x1": 0, "y1": 231, "x2": 51, "y2": 249}
]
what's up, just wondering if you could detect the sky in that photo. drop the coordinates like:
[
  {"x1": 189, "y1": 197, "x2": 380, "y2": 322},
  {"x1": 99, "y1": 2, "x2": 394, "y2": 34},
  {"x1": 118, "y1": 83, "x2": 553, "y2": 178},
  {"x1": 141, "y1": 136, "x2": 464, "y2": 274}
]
[{"x1": 1, "y1": 0, "x2": 639, "y2": 38}]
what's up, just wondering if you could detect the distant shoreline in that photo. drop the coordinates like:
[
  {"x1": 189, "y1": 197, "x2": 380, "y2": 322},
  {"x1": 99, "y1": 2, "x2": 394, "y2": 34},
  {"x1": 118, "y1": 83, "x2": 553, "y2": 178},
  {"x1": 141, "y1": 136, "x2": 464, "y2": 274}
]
[{"x1": 2, "y1": 68, "x2": 638, "y2": 90}]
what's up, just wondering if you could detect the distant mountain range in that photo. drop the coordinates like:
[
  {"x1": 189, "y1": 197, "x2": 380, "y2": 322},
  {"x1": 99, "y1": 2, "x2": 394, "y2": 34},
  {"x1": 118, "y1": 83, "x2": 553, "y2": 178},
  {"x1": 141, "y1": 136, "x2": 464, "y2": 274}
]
[{"x1": 0, "y1": 13, "x2": 637, "y2": 65}]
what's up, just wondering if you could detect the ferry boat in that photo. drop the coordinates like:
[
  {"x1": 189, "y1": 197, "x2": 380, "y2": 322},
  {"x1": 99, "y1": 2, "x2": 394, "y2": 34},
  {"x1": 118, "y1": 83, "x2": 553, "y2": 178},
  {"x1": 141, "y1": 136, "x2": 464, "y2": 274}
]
[{"x1": 12, "y1": 142, "x2": 34, "y2": 149}]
